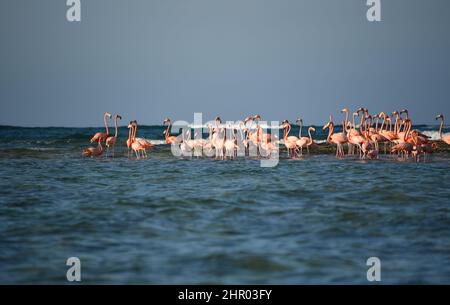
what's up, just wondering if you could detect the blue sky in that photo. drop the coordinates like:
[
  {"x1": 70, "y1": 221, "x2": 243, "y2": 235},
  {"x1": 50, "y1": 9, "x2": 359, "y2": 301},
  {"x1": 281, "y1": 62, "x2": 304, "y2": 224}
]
[{"x1": 1, "y1": 0, "x2": 449, "y2": 126}]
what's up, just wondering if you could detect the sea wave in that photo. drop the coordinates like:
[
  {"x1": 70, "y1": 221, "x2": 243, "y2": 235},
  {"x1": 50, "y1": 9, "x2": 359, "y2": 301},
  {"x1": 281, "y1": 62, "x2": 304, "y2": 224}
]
[
  {"x1": 419, "y1": 130, "x2": 449, "y2": 141},
  {"x1": 149, "y1": 140, "x2": 166, "y2": 145}
]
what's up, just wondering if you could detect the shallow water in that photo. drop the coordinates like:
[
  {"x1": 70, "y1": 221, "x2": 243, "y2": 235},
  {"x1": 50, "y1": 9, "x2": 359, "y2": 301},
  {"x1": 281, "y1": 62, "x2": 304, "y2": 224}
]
[{"x1": 1, "y1": 125, "x2": 450, "y2": 284}]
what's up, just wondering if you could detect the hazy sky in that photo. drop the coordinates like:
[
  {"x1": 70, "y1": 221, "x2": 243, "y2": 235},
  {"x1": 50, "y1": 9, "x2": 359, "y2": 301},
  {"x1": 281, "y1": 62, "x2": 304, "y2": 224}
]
[{"x1": 1, "y1": 0, "x2": 449, "y2": 126}]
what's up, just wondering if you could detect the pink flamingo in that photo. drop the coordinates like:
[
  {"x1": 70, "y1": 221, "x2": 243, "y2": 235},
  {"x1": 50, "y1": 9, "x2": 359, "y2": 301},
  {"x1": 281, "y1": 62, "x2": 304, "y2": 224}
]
[
  {"x1": 224, "y1": 125, "x2": 238, "y2": 159},
  {"x1": 323, "y1": 115, "x2": 347, "y2": 158},
  {"x1": 90, "y1": 112, "x2": 112, "y2": 143},
  {"x1": 253, "y1": 115, "x2": 271, "y2": 144},
  {"x1": 379, "y1": 112, "x2": 396, "y2": 141},
  {"x1": 106, "y1": 114, "x2": 122, "y2": 158},
  {"x1": 345, "y1": 108, "x2": 365, "y2": 155},
  {"x1": 260, "y1": 132, "x2": 278, "y2": 158},
  {"x1": 242, "y1": 116, "x2": 253, "y2": 155},
  {"x1": 391, "y1": 120, "x2": 413, "y2": 159},
  {"x1": 347, "y1": 112, "x2": 365, "y2": 157},
  {"x1": 202, "y1": 124, "x2": 215, "y2": 157},
  {"x1": 360, "y1": 116, "x2": 374, "y2": 159},
  {"x1": 132, "y1": 120, "x2": 154, "y2": 157},
  {"x1": 369, "y1": 114, "x2": 388, "y2": 152},
  {"x1": 281, "y1": 120, "x2": 298, "y2": 158},
  {"x1": 436, "y1": 114, "x2": 450, "y2": 145},
  {"x1": 419, "y1": 141, "x2": 437, "y2": 161},
  {"x1": 126, "y1": 121, "x2": 134, "y2": 157},
  {"x1": 127, "y1": 122, "x2": 145, "y2": 159},
  {"x1": 192, "y1": 131, "x2": 207, "y2": 157},
  {"x1": 295, "y1": 118, "x2": 314, "y2": 155},
  {"x1": 215, "y1": 129, "x2": 226, "y2": 160},
  {"x1": 163, "y1": 118, "x2": 180, "y2": 144},
  {"x1": 400, "y1": 108, "x2": 410, "y2": 120},
  {"x1": 210, "y1": 117, "x2": 225, "y2": 159},
  {"x1": 179, "y1": 127, "x2": 193, "y2": 157},
  {"x1": 82, "y1": 139, "x2": 103, "y2": 157}
]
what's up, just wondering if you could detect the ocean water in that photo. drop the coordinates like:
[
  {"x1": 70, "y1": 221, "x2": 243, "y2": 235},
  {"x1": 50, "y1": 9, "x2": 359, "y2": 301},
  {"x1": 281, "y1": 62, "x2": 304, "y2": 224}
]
[{"x1": 0, "y1": 125, "x2": 450, "y2": 284}]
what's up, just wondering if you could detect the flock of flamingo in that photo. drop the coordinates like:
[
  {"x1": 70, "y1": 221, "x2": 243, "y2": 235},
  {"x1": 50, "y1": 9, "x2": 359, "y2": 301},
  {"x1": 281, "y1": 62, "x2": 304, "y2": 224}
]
[
  {"x1": 82, "y1": 112, "x2": 154, "y2": 158},
  {"x1": 320, "y1": 108, "x2": 449, "y2": 161},
  {"x1": 82, "y1": 109, "x2": 450, "y2": 162}
]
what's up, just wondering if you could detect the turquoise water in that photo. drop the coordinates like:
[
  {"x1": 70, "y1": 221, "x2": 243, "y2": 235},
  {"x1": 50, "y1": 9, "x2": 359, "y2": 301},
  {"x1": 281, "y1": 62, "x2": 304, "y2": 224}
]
[{"x1": 0, "y1": 125, "x2": 450, "y2": 284}]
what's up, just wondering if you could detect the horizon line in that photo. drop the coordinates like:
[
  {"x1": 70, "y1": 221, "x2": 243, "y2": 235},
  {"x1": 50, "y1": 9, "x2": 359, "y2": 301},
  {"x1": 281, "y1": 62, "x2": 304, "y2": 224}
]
[{"x1": 0, "y1": 123, "x2": 443, "y2": 129}]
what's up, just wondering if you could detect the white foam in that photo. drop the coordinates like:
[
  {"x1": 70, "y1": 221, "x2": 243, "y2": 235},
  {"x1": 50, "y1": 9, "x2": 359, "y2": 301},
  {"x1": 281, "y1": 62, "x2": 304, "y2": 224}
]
[
  {"x1": 314, "y1": 140, "x2": 327, "y2": 144},
  {"x1": 419, "y1": 130, "x2": 449, "y2": 141},
  {"x1": 149, "y1": 140, "x2": 167, "y2": 145},
  {"x1": 278, "y1": 139, "x2": 326, "y2": 145},
  {"x1": 187, "y1": 124, "x2": 283, "y2": 130}
]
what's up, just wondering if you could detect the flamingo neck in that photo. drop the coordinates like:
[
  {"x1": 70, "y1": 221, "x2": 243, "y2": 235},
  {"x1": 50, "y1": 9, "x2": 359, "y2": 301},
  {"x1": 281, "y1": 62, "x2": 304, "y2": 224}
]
[
  {"x1": 359, "y1": 112, "x2": 365, "y2": 133},
  {"x1": 114, "y1": 117, "x2": 118, "y2": 137},
  {"x1": 438, "y1": 119, "x2": 444, "y2": 139},
  {"x1": 404, "y1": 121, "x2": 411, "y2": 141},
  {"x1": 327, "y1": 123, "x2": 334, "y2": 143},
  {"x1": 380, "y1": 115, "x2": 386, "y2": 131},
  {"x1": 284, "y1": 124, "x2": 291, "y2": 140},
  {"x1": 165, "y1": 123, "x2": 171, "y2": 140},
  {"x1": 393, "y1": 115, "x2": 399, "y2": 134},
  {"x1": 344, "y1": 111, "x2": 349, "y2": 130},
  {"x1": 104, "y1": 114, "x2": 109, "y2": 135}
]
